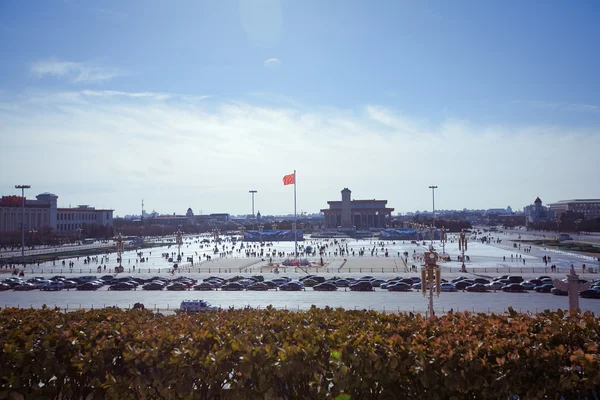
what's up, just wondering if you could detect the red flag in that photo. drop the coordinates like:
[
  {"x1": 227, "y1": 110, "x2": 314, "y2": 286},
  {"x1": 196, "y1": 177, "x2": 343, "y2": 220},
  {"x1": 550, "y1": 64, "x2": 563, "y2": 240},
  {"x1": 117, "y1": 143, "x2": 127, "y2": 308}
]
[{"x1": 283, "y1": 173, "x2": 295, "y2": 185}]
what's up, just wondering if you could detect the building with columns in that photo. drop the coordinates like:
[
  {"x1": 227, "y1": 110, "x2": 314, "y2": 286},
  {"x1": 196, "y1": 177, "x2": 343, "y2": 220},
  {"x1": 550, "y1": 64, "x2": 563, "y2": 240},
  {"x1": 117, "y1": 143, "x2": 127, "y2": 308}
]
[
  {"x1": 0, "y1": 192, "x2": 113, "y2": 234},
  {"x1": 320, "y1": 188, "x2": 394, "y2": 230}
]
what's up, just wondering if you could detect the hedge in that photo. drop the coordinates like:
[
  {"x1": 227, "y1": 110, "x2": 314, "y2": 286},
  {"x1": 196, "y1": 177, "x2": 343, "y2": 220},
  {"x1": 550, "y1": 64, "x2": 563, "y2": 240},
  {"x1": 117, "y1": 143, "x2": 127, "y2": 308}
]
[{"x1": 0, "y1": 306, "x2": 599, "y2": 399}]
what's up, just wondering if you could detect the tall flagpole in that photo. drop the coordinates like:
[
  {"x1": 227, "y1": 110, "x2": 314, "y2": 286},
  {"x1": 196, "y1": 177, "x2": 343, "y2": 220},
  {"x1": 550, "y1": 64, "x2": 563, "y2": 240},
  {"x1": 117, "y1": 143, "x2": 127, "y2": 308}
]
[{"x1": 293, "y1": 169, "x2": 298, "y2": 263}]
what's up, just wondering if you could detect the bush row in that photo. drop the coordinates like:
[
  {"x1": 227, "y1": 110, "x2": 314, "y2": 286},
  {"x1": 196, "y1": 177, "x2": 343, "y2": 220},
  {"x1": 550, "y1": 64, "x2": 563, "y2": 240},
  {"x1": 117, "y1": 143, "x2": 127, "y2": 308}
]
[{"x1": 0, "y1": 306, "x2": 599, "y2": 399}]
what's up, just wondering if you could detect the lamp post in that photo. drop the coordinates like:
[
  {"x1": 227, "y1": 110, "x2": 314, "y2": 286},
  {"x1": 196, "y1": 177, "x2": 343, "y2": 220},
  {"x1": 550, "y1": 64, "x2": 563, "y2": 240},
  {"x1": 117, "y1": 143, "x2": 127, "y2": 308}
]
[
  {"x1": 258, "y1": 224, "x2": 264, "y2": 244},
  {"x1": 459, "y1": 230, "x2": 468, "y2": 272},
  {"x1": 421, "y1": 248, "x2": 441, "y2": 317},
  {"x1": 15, "y1": 185, "x2": 30, "y2": 267},
  {"x1": 440, "y1": 226, "x2": 447, "y2": 256},
  {"x1": 249, "y1": 190, "x2": 257, "y2": 229},
  {"x1": 176, "y1": 228, "x2": 183, "y2": 262},
  {"x1": 428, "y1": 185, "x2": 438, "y2": 247},
  {"x1": 116, "y1": 232, "x2": 124, "y2": 268}
]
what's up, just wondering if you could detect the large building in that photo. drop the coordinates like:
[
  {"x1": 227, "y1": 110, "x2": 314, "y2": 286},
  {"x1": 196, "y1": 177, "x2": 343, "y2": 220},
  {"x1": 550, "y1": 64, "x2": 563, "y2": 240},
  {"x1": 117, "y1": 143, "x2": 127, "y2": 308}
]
[
  {"x1": 547, "y1": 199, "x2": 600, "y2": 221},
  {"x1": 523, "y1": 197, "x2": 554, "y2": 224},
  {"x1": 320, "y1": 188, "x2": 394, "y2": 230},
  {"x1": 0, "y1": 192, "x2": 113, "y2": 234}
]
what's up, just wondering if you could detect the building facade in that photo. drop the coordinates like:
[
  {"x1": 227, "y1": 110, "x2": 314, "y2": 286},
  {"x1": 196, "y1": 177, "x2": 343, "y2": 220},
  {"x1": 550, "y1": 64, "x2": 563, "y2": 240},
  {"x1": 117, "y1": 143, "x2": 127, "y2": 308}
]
[
  {"x1": 523, "y1": 197, "x2": 554, "y2": 224},
  {"x1": 0, "y1": 192, "x2": 113, "y2": 234},
  {"x1": 320, "y1": 188, "x2": 394, "y2": 230},
  {"x1": 547, "y1": 199, "x2": 600, "y2": 221}
]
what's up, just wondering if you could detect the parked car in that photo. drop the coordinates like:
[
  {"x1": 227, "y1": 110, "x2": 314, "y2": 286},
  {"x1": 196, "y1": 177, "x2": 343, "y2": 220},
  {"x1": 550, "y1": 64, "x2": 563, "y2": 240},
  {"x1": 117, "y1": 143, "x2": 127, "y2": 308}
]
[
  {"x1": 221, "y1": 282, "x2": 244, "y2": 291},
  {"x1": 192, "y1": 282, "x2": 215, "y2": 291},
  {"x1": 455, "y1": 280, "x2": 475, "y2": 290},
  {"x1": 534, "y1": 284, "x2": 554, "y2": 293},
  {"x1": 465, "y1": 283, "x2": 490, "y2": 292},
  {"x1": 13, "y1": 282, "x2": 36, "y2": 291},
  {"x1": 507, "y1": 276, "x2": 524, "y2": 283},
  {"x1": 474, "y1": 278, "x2": 490, "y2": 284},
  {"x1": 313, "y1": 282, "x2": 338, "y2": 292},
  {"x1": 349, "y1": 281, "x2": 373, "y2": 292},
  {"x1": 521, "y1": 282, "x2": 537, "y2": 290},
  {"x1": 334, "y1": 279, "x2": 351, "y2": 287},
  {"x1": 437, "y1": 283, "x2": 458, "y2": 292},
  {"x1": 143, "y1": 282, "x2": 166, "y2": 291},
  {"x1": 485, "y1": 282, "x2": 505, "y2": 291},
  {"x1": 279, "y1": 282, "x2": 304, "y2": 291},
  {"x1": 166, "y1": 282, "x2": 189, "y2": 291},
  {"x1": 301, "y1": 279, "x2": 319, "y2": 287},
  {"x1": 76, "y1": 282, "x2": 101, "y2": 291},
  {"x1": 0, "y1": 283, "x2": 11, "y2": 291},
  {"x1": 247, "y1": 282, "x2": 270, "y2": 291},
  {"x1": 502, "y1": 284, "x2": 527, "y2": 293},
  {"x1": 551, "y1": 287, "x2": 568, "y2": 296},
  {"x1": 41, "y1": 281, "x2": 64, "y2": 291},
  {"x1": 62, "y1": 280, "x2": 78, "y2": 289},
  {"x1": 370, "y1": 279, "x2": 387, "y2": 287},
  {"x1": 387, "y1": 282, "x2": 412, "y2": 292},
  {"x1": 108, "y1": 282, "x2": 135, "y2": 291},
  {"x1": 580, "y1": 289, "x2": 600, "y2": 299}
]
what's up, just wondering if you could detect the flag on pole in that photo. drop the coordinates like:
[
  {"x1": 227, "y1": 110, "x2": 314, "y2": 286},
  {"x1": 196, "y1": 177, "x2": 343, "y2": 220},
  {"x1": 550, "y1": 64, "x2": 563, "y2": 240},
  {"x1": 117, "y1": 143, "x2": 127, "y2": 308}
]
[{"x1": 283, "y1": 173, "x2": 295, "y2": 185}]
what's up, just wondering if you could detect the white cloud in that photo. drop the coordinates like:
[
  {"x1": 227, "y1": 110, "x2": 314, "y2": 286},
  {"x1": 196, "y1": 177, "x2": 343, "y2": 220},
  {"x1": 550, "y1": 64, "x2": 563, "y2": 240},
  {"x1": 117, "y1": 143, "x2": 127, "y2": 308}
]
[
  {"x1": 31, "y1": 59, "x2": 124, "y2": 83},
  {"x1": 516, "y1": 100, "x2": 600, "y2": 114},
  {"x1": 264, "y1": 58, "x2": 281, "y2": 69},
  {"x1": 0, "y1": 90, "x2": 598, "y2": 216}
]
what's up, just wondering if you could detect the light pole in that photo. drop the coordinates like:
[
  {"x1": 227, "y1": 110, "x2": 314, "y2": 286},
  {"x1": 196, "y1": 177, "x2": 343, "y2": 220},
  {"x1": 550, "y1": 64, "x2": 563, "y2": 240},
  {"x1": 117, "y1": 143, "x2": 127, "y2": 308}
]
[
  {"x1": 15, "y1": 185, "x2": 30, "y2": 267},
  {"x1": 249, "y1": 190, "x2": 257, "y2": 229},
  {"x1": 428, "y1": 185, "x2": 437, "y2": 247},
  {"x1": 421, "y1": 249, "x2": 441, "y2": 317}
]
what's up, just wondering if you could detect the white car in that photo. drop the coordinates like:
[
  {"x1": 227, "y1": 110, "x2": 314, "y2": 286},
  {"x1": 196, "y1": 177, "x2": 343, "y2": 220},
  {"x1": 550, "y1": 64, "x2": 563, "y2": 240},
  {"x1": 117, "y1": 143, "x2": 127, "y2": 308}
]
[
  {"x1": 180, "y1": 300, "x2": 217, "y2": 312},
  {"x1": 437, "y1": 283, "x2": 458, "y2": 292}
]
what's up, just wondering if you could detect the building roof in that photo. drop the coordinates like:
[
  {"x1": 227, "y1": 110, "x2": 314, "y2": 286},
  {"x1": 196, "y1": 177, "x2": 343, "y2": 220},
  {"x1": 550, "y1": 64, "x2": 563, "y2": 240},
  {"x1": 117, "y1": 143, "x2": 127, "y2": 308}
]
[
  {"x1": 534, "y1": 197, "x2": 542, "y2": 204},
  {"x1": 321, "y1": 207, "x2": 395, "y2": 213},
  {"x1": 57, "y1": 208, "x2": 114, "y2": 212}
]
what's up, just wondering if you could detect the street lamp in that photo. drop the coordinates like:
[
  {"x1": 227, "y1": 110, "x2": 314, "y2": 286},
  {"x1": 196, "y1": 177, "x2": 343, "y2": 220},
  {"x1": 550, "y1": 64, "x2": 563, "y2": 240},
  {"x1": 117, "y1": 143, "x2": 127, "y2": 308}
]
[
  {"x1": 15, "y1": 184, "x2": 30, "y2": 267},
  {"x1": 176, "y1": 228, "x2": 183, "y2": 262},
  {"x1": 249, "y1": 190, "x2": 257, "y2": 229},
  {"x1": 421, "y1": 248, "x2": 441, "y2": 317},
  {"x1": 116, "y1": 232, "x2": 124, "y2": 268},
  {"x1": 258, "y1": 224, "x2": 264, "y2": 243},
  {"x1": 428, "y1": 185, "x2": 438, "y2": 247}
]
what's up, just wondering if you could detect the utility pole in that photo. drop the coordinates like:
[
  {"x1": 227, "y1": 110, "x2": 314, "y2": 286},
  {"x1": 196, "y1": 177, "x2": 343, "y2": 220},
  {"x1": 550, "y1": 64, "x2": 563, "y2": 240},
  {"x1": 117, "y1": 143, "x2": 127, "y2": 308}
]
[
  {"x1": 428, "y1": 185, "x2": 438, "y2": 247},
  {"x1": 15, "y1": 185, "x2": 31, "y2": 267}
]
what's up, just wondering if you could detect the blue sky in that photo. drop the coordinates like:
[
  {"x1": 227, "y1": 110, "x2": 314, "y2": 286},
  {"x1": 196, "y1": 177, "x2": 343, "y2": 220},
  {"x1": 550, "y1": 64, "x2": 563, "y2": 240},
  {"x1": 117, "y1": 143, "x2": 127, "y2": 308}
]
[{"x1": 1, "y1": 0, "x2": 599, "y2": 216}]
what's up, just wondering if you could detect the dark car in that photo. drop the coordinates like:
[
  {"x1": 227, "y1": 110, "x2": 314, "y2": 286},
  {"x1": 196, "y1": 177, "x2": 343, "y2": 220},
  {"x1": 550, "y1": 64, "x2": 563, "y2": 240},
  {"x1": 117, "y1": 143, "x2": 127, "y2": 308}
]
[
  {"x1": 62, "y1": 280, "x2": 78, "y2": 289},
  {"x1": 349, "y1": 281, "x2": 373, "y2": 292},
  {"x1": 0, "y1": 283, "x2": 11, "y2": 291},
  {"x1": 334, "y1": 279, "x2": 351, "y2": 287},
  {"x1": 221, "y1": 282, "x2": 244, "y2": 291},
  {"x1": 313, "y1": 282, "x2": 338, "y2": 292},
  {"x1": 474, "y1": 278, "x2": 490, "y2": 284},
  {"x1": 76, "y1": 282, "x2": 101, "y2": 291},
  {"x1": 108, "y1": 282, "x2": 135, "y2": 291},
  {"x1": 13, "y1": 282, "x2": 36, "y2": 291},
  {"x1": 387, "y1": 282, "x2": 412, "y2": 292},
  {"x1": 580, "y1": 289, "x2": 600, "y2": 299},
  {"x1": 193, "y1": 282, "x2": 215, "y2": 291},
  {"x1": 143, "y1": 282, "x2": 166, "y2": 291},
  {"x1": 166, "y1": 282, "x2": 189, "y2": 291},
  {"x1": 455, "y1": 280, "x2": 476, "y2": 290},
  {"x1": 301, "y1": 279, "x2": 319, "y2": 287},
  {"x1": 501, "y1": 283, "x2": 527, "y2": 293},
  {"x1": 279, "y1": 282, "x2": 304, "y2": 291},
  {"x1": 534, "y1": 284, "x2": 554, "y2": 293},
  {"x1": 507, "y1": 276, "x2": 524, "y2": 283},
  {"x1": 465, "y1": 283, "x2": 490, "y2": 292},
  {"x1": 262, "y1": 281, "x2": 279, "y2": 289},
  {"x1": 551, "y1": 287, "x2": 568, "y2": 296},
  {"x1": 247, "y1": 282, "x2": 270, "y2": 291}
]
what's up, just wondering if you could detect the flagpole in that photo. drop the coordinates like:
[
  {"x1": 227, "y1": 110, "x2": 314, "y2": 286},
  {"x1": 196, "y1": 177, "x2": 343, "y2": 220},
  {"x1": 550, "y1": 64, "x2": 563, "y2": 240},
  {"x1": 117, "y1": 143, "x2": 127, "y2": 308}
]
[{"x1": 293, "y1": 169, "x2": 298, "y2": 263}]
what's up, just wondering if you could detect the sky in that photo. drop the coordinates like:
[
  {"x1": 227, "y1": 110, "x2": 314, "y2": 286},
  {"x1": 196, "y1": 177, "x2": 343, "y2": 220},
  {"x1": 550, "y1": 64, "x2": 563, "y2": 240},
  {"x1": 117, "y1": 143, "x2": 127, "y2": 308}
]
[{"x1": 1, "y1": 0, "x2": 599, "y2": 217}]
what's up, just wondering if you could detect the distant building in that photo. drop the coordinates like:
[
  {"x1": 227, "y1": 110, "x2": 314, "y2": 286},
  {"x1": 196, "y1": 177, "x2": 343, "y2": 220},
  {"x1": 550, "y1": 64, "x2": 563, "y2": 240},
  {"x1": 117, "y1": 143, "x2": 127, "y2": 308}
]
[
  {"x1": 523, "y1": 197, "x2": 554, "y2": 224},
  {"x1": 320, "y1": 188, "x2": 394, "y2": 230},
  {"x1": 0, "y1": 192, "x2": 113, "y2": 234},
  {"x1": 546, "y1": 199, "x2": 600, "y2": 221}
]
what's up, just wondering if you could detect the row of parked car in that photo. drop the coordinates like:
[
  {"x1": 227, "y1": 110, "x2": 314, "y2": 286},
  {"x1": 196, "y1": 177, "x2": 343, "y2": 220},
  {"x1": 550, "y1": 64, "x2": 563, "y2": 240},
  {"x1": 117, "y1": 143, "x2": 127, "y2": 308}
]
[{"x1": 2, "y1": 274, "x2": 600, "y2": 298}]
